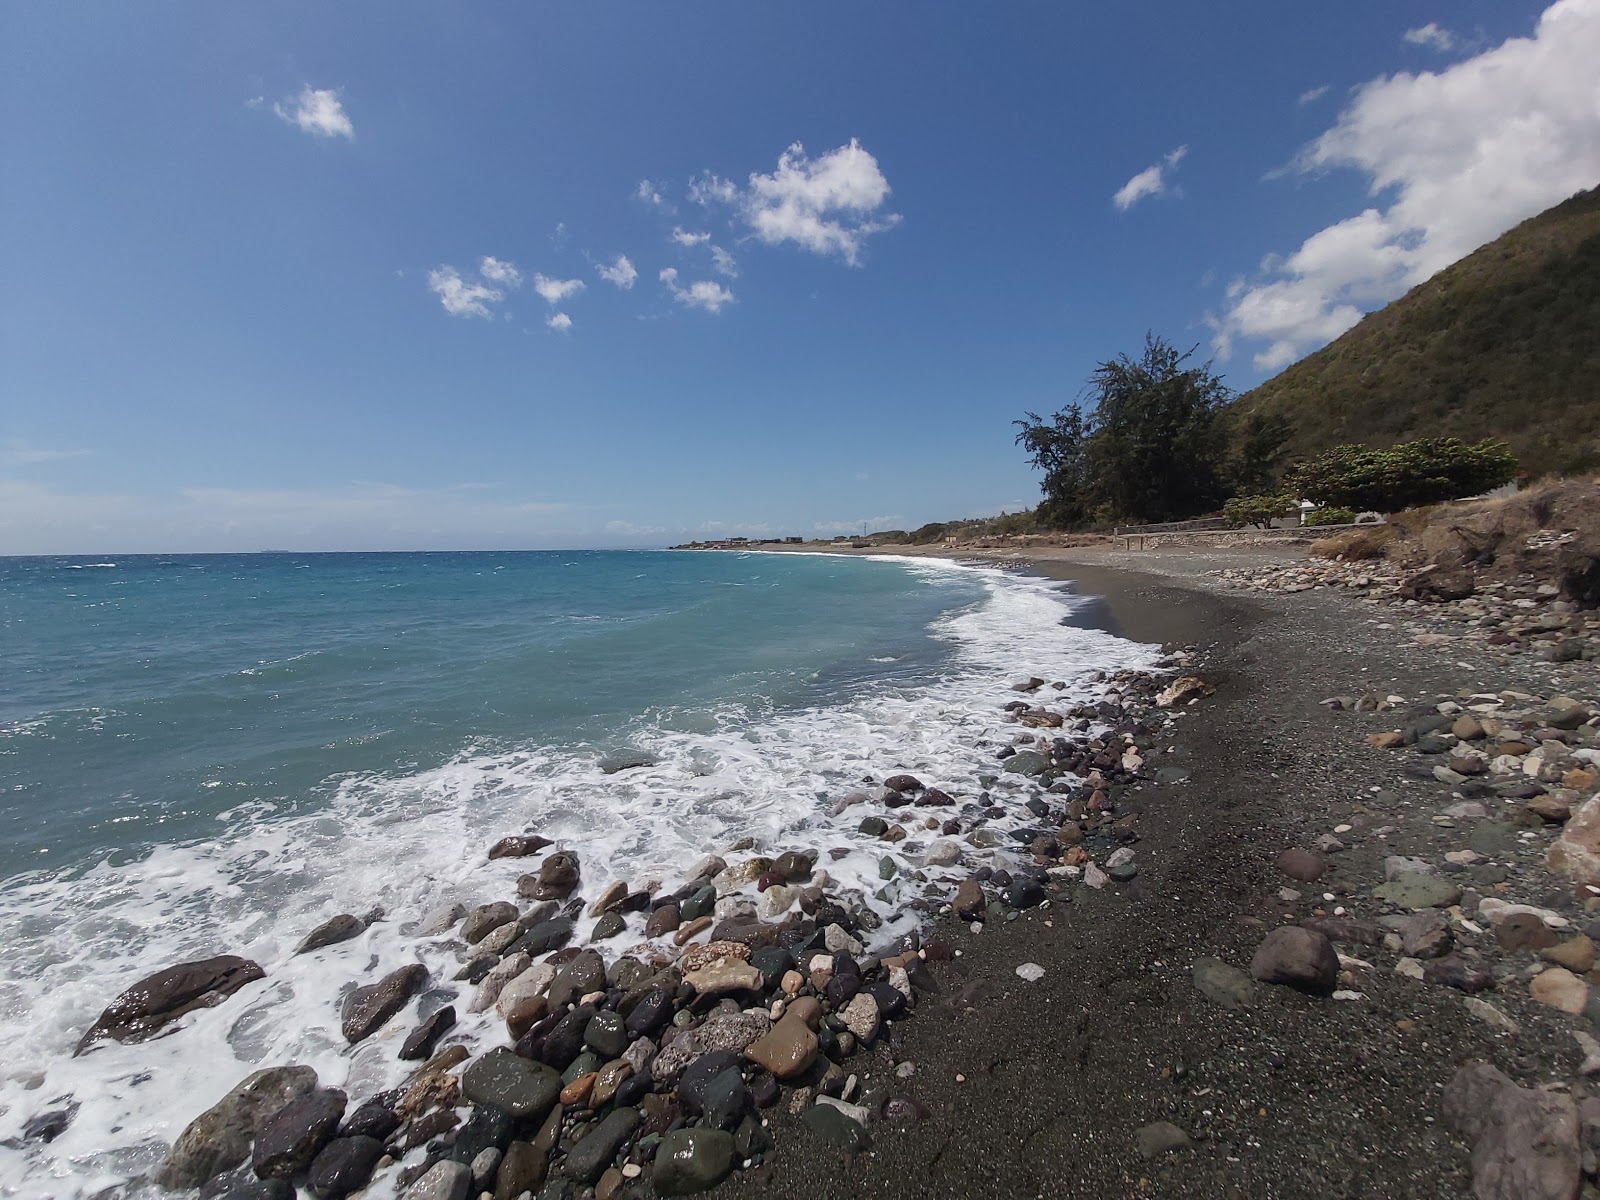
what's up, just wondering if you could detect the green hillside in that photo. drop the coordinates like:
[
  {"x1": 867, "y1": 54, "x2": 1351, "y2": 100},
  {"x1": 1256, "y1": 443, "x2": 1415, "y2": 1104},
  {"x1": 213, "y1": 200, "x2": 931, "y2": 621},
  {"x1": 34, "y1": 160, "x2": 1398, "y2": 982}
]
[{"x1": 1229, "y1": 186, "x2": 1600, "y2": 478}]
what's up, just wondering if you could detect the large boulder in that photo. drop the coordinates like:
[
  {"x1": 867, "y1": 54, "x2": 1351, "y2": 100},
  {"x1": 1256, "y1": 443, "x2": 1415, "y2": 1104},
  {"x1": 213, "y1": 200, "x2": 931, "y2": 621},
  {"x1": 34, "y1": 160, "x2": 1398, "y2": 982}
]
[
  {"x1": 1249, "y1": 927, "x2": 1339, "y2": 995},
  {"x1": 341, "y1": 964, "x2": 428, "y2": 1043},
  {"x1": 461, "y1": 1048, "x2": 562, "y2": 1120},
  {"x1": 76, "y1": 955, "x2": 265, "y2": 1054},
  {"x1": 251, "y1": 1087, "x2": 347, "y2": 1179},
  {"x1": 652, "y1": 1128, "x2": 735, "y2": 1196},
  {"x1": 1441, "y1": 1062, "x2": 1580, "y2": 1200},
  {"x1": 157, "y1": 1065, "x2": 318, "y2": 1188}
]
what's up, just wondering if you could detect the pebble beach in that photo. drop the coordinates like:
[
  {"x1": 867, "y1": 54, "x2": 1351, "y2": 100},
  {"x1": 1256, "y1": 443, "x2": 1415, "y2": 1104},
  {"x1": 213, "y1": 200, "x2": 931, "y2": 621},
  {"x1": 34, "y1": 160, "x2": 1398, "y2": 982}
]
[{"x1": 17, "y1": 543, "x2": 1600, "y2": 1200}]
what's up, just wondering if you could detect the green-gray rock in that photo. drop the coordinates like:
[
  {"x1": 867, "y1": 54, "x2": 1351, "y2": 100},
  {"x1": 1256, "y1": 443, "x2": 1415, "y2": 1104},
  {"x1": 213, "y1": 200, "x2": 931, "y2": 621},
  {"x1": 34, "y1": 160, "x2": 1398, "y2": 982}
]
[
  {"x1": 591, "y1": 912, "x2": 625, "y2": 941},
  {"x1": 1372, "y1": 872, "x2": 1462, "y2": 910},
  {"x1": 652, "y1": 1128, "x2": 735, "y2": 1195},
  {"x1": 461, "y1": 1049, "x2": 561, "y2": 1120},
  {"x1": 1002, "y1": 750, "x2": 1051, "y2": 776},
  {"x1": 802, "y1": 1103, "x2": 870, "y2": 1151},
  {"x1": 1468, "y1": 821, "x2": 1518, "y2": 857},
  {"x1": 1192, "y1": 957, "x2": 1252, "y2": 1010}
]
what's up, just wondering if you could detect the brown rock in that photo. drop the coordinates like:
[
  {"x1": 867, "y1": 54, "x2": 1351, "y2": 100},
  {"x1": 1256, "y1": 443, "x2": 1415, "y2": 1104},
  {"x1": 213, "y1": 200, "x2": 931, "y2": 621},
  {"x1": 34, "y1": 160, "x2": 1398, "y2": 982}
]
[
  {"x1": 587, "y1": 881, "x2": 629, "y2": 917},
  {"x1": 1541, "y1": 937, "x2": 1597, "y2": 974},
  {"x1": 530, "y1": 852, "x2": 581, "y2": 901},
  {"x1": 489, "y1": 834, "x2": 552, "y2": 860},
  {"x1": 644, "y1": 904, "x2": 681, "y2": 937},
  {"x1": 1249, "y1": 927, "x2": 1339, "y2": 995},
  {"x1": 1452, "y1": 715, "x2": 1486, "y2": 741},
  {"x1": 1275, "y1": 848, "x2": 1327, "y2": 882},
  {"x1": 76, "y1": 955, "x2": 266, "y2": 1055},
  {"x1": 1530, "y1": 967, "x2": 1589, "y2": 1014},
  {"x1": 341, "y1": 963, "x2": 428, "y2": 1043},
  {"x1": 1367, "y1": 731, "x2": 1406, "y2": 749},
  {"x1": 953, "y1": 880, "x2": 985, "y2": 919},
  {"x1": 1526, "y1": 795, "x2": 1574, "y2": 824},
  {"x1": 1497, "y1": 912, "x2": 1560, "y2": 954},
  {"x1": 743, "y1": 1013, "x2": 818, "y2": 1079},
  {"x1": 560, "y1": 1073, "x2": 596, "y2": 1106},
  {"x1": 673, "y1": 916, "x2": 713, "y2": 946}
]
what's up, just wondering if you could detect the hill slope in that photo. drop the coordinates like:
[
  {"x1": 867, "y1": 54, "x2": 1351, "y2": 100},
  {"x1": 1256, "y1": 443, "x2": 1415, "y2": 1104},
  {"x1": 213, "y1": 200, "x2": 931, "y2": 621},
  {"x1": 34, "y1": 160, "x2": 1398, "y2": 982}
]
[{"x1": 1229, "y1": 186, "x2": 1600, "y2": 478}]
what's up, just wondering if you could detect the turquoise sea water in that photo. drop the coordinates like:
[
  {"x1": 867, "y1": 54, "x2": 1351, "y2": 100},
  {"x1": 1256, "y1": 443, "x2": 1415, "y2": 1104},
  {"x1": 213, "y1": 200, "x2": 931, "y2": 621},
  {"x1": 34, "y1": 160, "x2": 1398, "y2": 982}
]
[
  {"x1": 0, "y1": 550, "x2": 1157, "y2": 1197},
  {"x1": 0, "y1": 551, "x2": 985, "y2": 879}
]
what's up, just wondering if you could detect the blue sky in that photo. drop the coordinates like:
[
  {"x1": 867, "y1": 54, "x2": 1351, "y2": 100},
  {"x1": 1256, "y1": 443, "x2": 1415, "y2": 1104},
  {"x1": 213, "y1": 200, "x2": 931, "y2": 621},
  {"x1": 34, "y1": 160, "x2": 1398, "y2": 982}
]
[{"x1": 4, "y1": 1, "x2": 1597, "y2": 552}]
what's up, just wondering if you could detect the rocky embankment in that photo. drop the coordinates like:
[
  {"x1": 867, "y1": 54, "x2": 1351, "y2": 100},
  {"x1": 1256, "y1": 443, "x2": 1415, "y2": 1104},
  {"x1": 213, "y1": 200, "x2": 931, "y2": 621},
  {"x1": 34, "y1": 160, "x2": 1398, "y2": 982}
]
[{"x1": 45, "y1": 656, "x2": 1220, "y2": 1200}]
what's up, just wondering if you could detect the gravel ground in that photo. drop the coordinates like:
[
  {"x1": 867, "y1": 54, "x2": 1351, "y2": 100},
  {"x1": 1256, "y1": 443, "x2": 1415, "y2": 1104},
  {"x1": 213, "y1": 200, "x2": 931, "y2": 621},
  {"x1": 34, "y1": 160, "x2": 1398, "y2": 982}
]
[{"x1": 720, "y1": 545, "x2": 1596, "y2": 1200}]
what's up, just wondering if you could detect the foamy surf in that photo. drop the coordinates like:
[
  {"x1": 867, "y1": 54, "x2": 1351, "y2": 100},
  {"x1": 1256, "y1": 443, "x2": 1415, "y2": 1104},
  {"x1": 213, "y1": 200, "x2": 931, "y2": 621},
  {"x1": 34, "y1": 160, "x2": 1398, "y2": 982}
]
[{"x1": 0, "y1": 556, "x2": 1159, "y2": 1197}]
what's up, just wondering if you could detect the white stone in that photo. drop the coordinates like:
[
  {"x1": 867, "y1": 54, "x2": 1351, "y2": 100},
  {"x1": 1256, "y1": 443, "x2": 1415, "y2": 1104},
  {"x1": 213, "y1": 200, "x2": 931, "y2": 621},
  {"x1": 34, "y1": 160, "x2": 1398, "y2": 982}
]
[{"x1": 1015, "y1": 962, "x2": 1045, "y2": 982}]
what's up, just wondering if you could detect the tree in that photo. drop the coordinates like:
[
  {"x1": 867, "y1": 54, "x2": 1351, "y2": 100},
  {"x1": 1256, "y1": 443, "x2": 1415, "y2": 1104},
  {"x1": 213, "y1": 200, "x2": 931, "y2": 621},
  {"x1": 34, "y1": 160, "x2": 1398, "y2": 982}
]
[
  {"x1": 1230, "y1": 411, "x2": 1293, "y2": 495},
  {"x1": 1285, "y1": 438, "x2": 1518, "y2": 512},
  {"x1": 1016, "y1": 334, "x2": 1234, "y2": 526},
  {"x1": 1222, "y1": 492, "x2": 1296, "y2": 529}
]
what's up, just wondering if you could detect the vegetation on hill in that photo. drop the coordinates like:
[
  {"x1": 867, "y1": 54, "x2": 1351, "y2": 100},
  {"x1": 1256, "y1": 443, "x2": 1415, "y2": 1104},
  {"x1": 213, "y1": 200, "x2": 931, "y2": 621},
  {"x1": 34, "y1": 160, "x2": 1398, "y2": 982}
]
[{"x1": 1227, "y1": 186, "x2": 1600, "y2": 478}]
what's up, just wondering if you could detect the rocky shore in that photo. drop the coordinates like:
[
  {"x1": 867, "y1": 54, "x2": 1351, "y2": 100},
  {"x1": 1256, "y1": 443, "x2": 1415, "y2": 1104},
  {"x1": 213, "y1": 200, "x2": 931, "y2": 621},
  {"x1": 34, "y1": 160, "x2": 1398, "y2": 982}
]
[{"x1": 31, "y1": 544, "x2": 1600, "y2": 1200}]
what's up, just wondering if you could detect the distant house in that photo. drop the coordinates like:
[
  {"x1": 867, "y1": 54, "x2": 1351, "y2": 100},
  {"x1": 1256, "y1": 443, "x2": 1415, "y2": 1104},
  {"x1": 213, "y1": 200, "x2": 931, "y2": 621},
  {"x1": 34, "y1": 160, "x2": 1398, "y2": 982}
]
[{"x1": 784, "y1": 536, "x2": 803, "y2": 544}]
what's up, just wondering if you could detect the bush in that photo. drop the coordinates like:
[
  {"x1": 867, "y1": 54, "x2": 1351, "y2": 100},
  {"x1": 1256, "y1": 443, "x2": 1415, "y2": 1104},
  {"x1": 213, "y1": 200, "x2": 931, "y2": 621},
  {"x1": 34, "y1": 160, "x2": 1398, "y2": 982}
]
[
  {"x1": 1285, "y1": 437, "x2": 1518, "y2": 513},
  {"x1": 1303, "y1": 507, "x2": 1357, "y2": 527},
  {"x1": 1310, "y1": 526, "x2": 1396, "y2": 560},
  {"x1": 1222, "y1": 493, "x2": 1296, "y2": 529}
]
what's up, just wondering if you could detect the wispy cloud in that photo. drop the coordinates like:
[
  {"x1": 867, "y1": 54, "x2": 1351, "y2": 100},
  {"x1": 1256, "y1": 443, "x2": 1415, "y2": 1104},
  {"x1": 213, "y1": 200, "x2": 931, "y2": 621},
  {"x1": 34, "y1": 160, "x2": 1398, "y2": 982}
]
[
  {"x1": 0, "y1": 478, "x2": 581, "y2": 554},
  {"x1": 428, "y1": 257, "x2": 522, "y2": 318},
  {"x1": 709, "y1": 246, "x2": 738, "y2": 278},
  {"x1": 0, "y1": 441, "x2": 92, "y2": 468},
  {"x1": 636, "y1": 179, "x2": 669, "y2": 209},
  {"x1": 1213, "y1": 0, "x2": 1600, "y2": 370},
  {"x1": 1297, "y1": 84, "x2": 1331, "y2": 105},
  {"x1": 272, "y1": 86, "x2": 354, "y2": 139},
  {"x1": 659, "y1": 268, "x2": 734, "y2": 314},
  {"x1": 1403, "y1": 21, "x2": 1457, "y2": 52},
  {"x1": 1112, "y1": 145, "x2": 1188, "y2": 211},
  {"x1": 596, "y1": 255, "x2": 637, "y2": 289},
  {"x1": 672, "y1": 227, "x2": 711, "y2": 247},
  {"x1": 533, "y1": 274, "x2": 585, "y2": 304}
]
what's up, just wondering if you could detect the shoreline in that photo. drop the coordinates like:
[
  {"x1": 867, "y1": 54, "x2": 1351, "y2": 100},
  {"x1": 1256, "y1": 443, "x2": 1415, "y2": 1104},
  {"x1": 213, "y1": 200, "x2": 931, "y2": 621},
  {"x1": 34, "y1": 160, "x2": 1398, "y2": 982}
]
[
  {"x1": 18, "y1": 546, "x2": 1598, "y2": 1199},
  {"x1": 722, "y1": 543, "x2": 1598, "y2": 1199}
]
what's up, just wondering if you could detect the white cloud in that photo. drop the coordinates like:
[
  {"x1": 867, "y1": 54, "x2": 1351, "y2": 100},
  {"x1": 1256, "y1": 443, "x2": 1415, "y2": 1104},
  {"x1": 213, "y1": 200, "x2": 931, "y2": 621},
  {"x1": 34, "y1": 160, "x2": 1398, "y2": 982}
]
[
  {"x1": 1298, "y1": 84, "x2": 1331, "y2": 105},
  {"x1": 272, "y1": 86, "x2": 354, "y2": 139},
  {"x1": 595, "y1": 255, "x2": 637, "y2": 289},
  {"x1": 1112, "y1": 145, "x2": 1188, "y2": 211},
  {"x1": 688, "y1": 174, "x2": 737, "y2": 207},
  {"x1": 1403, "y1": 22, "x2": 1457, "y2": 51},
  {"x1": 428, "y1": 266, "x2": 504, "y2": 318},
  {"x1": 532, "y1": 274, "x2": 585, "y2": 304},
  {"x1": 659, "y1": 267, "x2": 735, "y2": 313},
  {"x1": 478, "y1": 256, "x2": 522, "y2": 286},
  {"x1": 672, "y1": 227, "x2": 711, "y2": 246},
  {"x1": 0, "y1": 441, "x2": 91, "y2": 468},
  {"x1": 636, "y1": 179, "x2": 666, "y2": 207},
  {"x1": 698, "y1": 140, "x2": 900, "y2": 265},
  {"x1": 427, "y1": 257, "x2": 523, "y2": 318},
  {"x1": 1214, "y1": 0, "x2": 1600, "y2": 370},
  {"x1": 547, "y1": 312, "x2": 573, "y2": 331},
  {"x1": 710, "y1": 246, "x2": 738, "y2": 278}
]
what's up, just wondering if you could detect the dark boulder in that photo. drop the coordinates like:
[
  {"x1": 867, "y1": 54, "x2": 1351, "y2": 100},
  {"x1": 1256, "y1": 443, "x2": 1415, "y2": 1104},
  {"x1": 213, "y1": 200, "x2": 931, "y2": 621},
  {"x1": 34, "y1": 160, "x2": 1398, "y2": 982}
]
[
  {"x1": 76, "y1": 956, "x2": 265, "y2": 1054},
  {"x1": 251, "y1": 1087, "x2": 346, "y2": 1180},
  {"x1": 341, "y1": 963, "x2": 428, "y2": 1043}
]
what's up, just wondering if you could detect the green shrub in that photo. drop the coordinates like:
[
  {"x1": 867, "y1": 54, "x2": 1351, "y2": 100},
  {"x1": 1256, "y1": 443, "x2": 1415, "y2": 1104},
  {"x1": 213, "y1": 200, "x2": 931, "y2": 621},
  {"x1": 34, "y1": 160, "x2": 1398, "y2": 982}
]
[
  {"x1": 1222, "y1": 493, "x2": 1296, "y2": 529},
  {"x1": 1303, "y1": 506, "x2": 1357, "y2": 527},
  {"x1": 1285, "y1": 437, "x2": 1518, "y2": 512}
]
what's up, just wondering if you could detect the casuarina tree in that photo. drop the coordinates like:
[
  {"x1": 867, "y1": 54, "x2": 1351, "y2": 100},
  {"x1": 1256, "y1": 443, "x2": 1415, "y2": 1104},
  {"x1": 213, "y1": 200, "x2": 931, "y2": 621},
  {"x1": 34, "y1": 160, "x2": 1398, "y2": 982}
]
[{"x1": 1016, "y1": 334, "x2": 1233, "y2": 526}]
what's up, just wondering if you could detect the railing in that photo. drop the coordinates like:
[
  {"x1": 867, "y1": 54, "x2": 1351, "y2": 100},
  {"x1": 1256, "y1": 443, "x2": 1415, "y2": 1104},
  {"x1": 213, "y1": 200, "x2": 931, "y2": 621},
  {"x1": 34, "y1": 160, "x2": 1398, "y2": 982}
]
[{"x1": 1112, "y1": 517, "x2": 1232, "y2": 535}]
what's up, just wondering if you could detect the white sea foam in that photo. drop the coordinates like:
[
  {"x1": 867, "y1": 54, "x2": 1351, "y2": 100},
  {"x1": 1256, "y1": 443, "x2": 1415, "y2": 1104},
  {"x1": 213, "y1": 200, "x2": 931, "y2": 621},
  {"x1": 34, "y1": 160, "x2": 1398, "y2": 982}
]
[{"x1": 0, "y1": 556, "x2": 1161, "y2": 1197}]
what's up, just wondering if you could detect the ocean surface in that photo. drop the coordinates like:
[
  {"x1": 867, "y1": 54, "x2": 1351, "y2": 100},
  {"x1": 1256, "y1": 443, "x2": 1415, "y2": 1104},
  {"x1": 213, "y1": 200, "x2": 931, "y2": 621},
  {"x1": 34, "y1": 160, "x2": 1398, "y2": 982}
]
[{"x1": 0, "y1": 550, "x2": 1158, "y2": 1196}]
